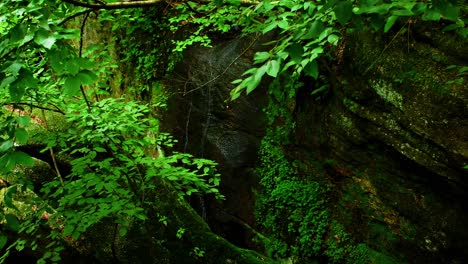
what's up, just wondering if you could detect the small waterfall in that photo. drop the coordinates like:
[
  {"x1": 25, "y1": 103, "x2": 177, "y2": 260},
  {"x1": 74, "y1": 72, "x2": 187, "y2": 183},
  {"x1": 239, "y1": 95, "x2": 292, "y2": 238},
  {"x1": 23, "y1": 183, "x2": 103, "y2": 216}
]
[
  {"x1": 179, "y1": 38, "x2": 255, "y2": 222},
  {"x1": 183, "y1": 99, "x2": 193, "y2": 153}
]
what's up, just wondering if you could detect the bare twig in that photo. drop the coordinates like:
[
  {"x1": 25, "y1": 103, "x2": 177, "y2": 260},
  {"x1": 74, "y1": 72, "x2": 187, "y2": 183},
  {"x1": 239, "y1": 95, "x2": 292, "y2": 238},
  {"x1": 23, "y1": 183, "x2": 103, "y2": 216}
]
[
  {"x1": 58, "y1": 10, "x2": 95, "y2": 26},
  {"x1": 7, "y1": 103, "x2": 65, "y2": 114},
  {"x1": 41, "y1": 110, "x2": 64, "y2": 187},
  {"x1": 79, "y1": 11, "x2": 92, "y2": 110}
]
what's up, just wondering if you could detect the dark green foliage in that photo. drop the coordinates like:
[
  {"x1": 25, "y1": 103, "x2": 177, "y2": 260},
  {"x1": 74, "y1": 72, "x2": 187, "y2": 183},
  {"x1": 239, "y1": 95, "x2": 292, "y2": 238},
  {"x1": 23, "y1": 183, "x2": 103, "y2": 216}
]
[
  {"x1": 0, "y1": 0, "x2": 466, "y2": 262},
  {"x1": 255, "y1": 78, "x2": 331, "y2": 260},
  {"x1": 0, "y1": 1, "x2": 225, "y2": 262}
]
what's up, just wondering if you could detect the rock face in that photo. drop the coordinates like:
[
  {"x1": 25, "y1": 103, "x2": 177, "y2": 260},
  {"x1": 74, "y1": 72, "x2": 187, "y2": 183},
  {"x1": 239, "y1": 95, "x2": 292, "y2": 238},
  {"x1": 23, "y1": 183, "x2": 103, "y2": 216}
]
[
  {"x1": 165, "y1": 27, "x2": 468, "y2": 263},
  {"x1": 164, "y1": 35, "x2": 268, "y2": 247},
  {"x1": 294, "y1": 28, "x2": 468, "y2": 262}
]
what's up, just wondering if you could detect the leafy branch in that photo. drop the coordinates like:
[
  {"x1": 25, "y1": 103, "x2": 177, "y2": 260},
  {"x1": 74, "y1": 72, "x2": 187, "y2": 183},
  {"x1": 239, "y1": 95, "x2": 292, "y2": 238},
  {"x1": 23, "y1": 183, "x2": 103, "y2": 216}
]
[{"x1": 62, "y1": 0, "x2": 260, "y2": 10}]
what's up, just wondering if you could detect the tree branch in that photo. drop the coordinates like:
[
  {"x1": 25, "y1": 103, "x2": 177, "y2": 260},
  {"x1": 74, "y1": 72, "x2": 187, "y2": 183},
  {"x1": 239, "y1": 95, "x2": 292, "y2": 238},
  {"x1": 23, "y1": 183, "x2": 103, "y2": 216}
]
[
  {"x1": 63, "y1": 0, "x2": 165, "y2": 9},
  {"x1": 62, "y1": 0, "x2": 259, "y2": 10}
]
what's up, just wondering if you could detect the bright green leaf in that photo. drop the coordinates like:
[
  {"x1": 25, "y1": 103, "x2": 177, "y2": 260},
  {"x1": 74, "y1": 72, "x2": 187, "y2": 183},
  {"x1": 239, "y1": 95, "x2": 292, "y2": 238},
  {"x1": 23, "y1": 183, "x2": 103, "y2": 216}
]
[
  {"x1": 262, "y1": 21, "x2": 278, "y2": 34},
  {"x1": 327, "y1": 34, "x2": 340, "y2": 45},
  {"x1": 384, "y1": 16, "x2": 399, "y2": 32},
  {"x1": 34, "y1": 29, "x2": 56, "y2": 49},
  {"x1": 253, "y1": 65, "x2": 267, "y2": 87},
  {"x1": 3, "y1": 62, "x2": 22, "y2": 76},
  {"x1": 0, "y1": 140, "x2": 13, "y2": 152},
  {"x1": 119, "y1": 227, "x2": 128, "y2": 236},
  {"x1": 266, "y1": 59, "x2": 280, "y2": 78},
  {"x1": 231, "y1": 90, "x2": 241, "y2": 100},
  {"x1": 254, "y1": 52, "x2": 270, "y2": 64},
  {"x1": 94, "y1": 147, "x2": 107, "y2": 153},
  {"x1": 278, "y1": 20, "x2": 288, "y2": 29}
]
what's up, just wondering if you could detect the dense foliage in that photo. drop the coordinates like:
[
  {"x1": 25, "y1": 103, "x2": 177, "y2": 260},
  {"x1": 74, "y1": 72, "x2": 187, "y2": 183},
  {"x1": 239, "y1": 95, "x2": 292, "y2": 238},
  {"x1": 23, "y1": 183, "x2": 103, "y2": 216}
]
[
  {"x1": 0, "y1": 0, "x2": 466, "y2": 262},
  {"x1": 0, "y1": 1, "x2": 223, "y2": 262}
]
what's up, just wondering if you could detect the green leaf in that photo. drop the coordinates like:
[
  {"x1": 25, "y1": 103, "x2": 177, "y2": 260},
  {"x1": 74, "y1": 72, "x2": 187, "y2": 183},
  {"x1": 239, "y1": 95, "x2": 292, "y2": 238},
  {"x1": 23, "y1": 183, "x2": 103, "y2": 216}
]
[
  {"x1": 5, "y1": 214, "x2": 20, "y2": 231},
  {"x1": 16, "y1": 116, "x2": 30, "y2": 126},
  {"x1": 65, "y1": 60, "x2": 80, "y2": 75},
  {"x1": 34, "y1": 29, "x2": 56, "y2": 49},
  {"x1": 63, "y1": 75, "x2": 81, "y2": 97},
  {"x1": 62, "y1": 224, "x2": 75, "y2": 236},
  {"x1": 119, "y1": 227, "x2": 128, "y2": 236},
  {"x1": 304, "y1": 60, "x2": 319, "y2": 79},
  {"x1": 230, "y1": 90, "x2": 241, "y2": 100},
  {"x1": 246, "y1": 76, "x2": 260, "y2": 95},
  {"x1": 48, "y1": 49, "x2": 67, "y2": 74},
  {"x1": 9, "y1": 70, "x2": 37, "y2": 101},
  {"x1": 354, "y1": 4, "x2": 391, "y2": 15},
  {"x1": 0, "y1": 235, "x2": 7, "y2": 250},
  {"x1": 94, "y1": 147, "x2": 106, "y2": 153},
  {"x1": 334, "y1": 1, "x2": 353, "y2": 26},
  {"x1": 266, "y1": 59, "x2": 280, "y2": 78},
  {"x1": 384, "y1": 16, "x2": 399, "y2": 33},
  {"x1": 308, "y1": 20, "x2": 325, "y2": 39},
  {"x1": 262, "y1": 21, "x2": 278, "y2": 34},
  {"x1": 77, "y1": 70, "x2": 98, "y2": 85},
  {"x1": 254, "y1": 52, "x2": 270, "y2": 64},
  {"x1": 0, "y1": 140, "x2": 14, "y2": 152},
  {"x1": 75, "y1": 58, "x2": 95, "y2": 69},
  {"x1": 0, "y1": 76, "x2": 16, "y2": 89},
  {"x1": 10, "y1": 24, "x2": 26, "y2": 43},
  {"x1": 439, "y1": 5, "x2": 459, "y2": 21},
  {"x1": 278, "y1": 20, "x2": 288, "y2": 29},
  {"x1": 327, "y1": 34, "x2": 340, "y2": 45},
  {"x1": 252, "y1": 65, "x2": 267, "y2": 89},
  {"x1": 15, "y1": 128, "x2": 28, "y2": 144},
  {"x1": 287, "y1": 43, "x2": 304, "y2": 64},
  {"x1": 3, "y1": 62, "x2": 23, "y2": 76},
  {"x1": 11, "y1": 151, "x2": 34, "y2": 166}
]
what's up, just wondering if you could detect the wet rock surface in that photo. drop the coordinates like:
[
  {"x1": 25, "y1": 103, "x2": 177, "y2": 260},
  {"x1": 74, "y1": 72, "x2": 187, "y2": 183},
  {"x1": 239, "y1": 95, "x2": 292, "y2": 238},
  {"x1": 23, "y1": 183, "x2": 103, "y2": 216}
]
[
  {"x1": 164, "y1": 36, "x2": 268, "y2": 248},
  {"x1": 295, "y1": 30, "x2": 468, "y2": 262},
  {"x1": 165, "y1": 28, "x2": 467, "y2": 263}
]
